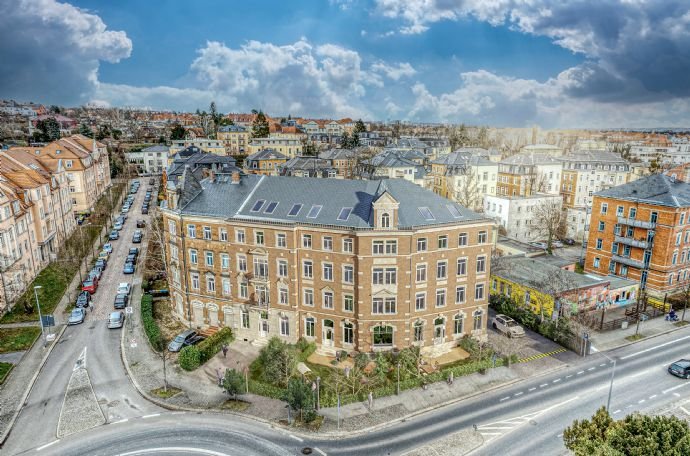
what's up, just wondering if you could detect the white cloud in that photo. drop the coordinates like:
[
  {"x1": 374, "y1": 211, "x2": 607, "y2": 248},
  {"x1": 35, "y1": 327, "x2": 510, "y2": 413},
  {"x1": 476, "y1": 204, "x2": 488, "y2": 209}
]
[{"x1": 371, "y1": 61, "x2": 416, "y2": 80}]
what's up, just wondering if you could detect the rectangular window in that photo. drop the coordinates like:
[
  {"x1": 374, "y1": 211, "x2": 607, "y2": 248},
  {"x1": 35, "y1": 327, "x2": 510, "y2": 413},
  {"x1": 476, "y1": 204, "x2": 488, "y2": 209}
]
[
  {"x1": 306, "y1": 205, "x2": 322, "y2": 218},
  {"x1": 280, "y1": 317, "x2": 289, "y2": 336},
  {"x1": 385, "y1": 240, "x2": 397, "y2": 254},
  {"x1": 190, "y1": 249, "x2": 198, "y2": 264},
  {"x1": 236, "y1": 229, "x2": 245, "y2": 243},
  {"x1": 475, "y1": 284, "x2": 485, "y2": 300},
  {"x1": 416, "y1": 264, "x2": 427, "y2": 282},
  {"x1": 458, "y1": 233, "x2": 468, "y2": 246},
  {"x1": 437, "y1": 261, "x2": 447, "y2": 280},
  {"x1": 253, "y1": 257, "x2": 268, "y2": 278},
  {"x1": 436, "y1": 289, "x2": 446, "y2": 307},
  {"x1": 677, "y1": 233, "x2": 682, "y2": 246},
  {"x1": 455, "y1": 286, "x2": 466, "y2": 304},
  {"x1": 221, "y1": 254, "x2": 230, "y2": 270},
  {"x1": 203, "y1": 226, "x2": 211, "y2": 240},
  {"x1": 457, "y1": 258, "x2": 467, "y2": 276},
  {"x1": 417, "y1": 238, "x2": 427, "y2": 252},
  {"x1": 205, "y1": 251, "x2": 214, "y2": 267},
  {"x1": 168, "y1": 220, "x2": 176, "y2": 235},
  {"x1": 302, "y1": 234, "x2": 312, "y2": 248},
  {"x1": 303, "y1": 289, "x2": 314, "y2": 306},
  {"x1": 250, "y1": 200, "x2": 265, "y2": 212},
  {"x1": 240, "y1": 281, "x2": 248, "y2": 299},
  {"x1": 629, "y1": 207, "x2": 637, "y2": 218},
  {"x1": 279, "y1": 287, "x2": 289, "y2": 305},
  {"x1": 598, "y1": 221, "x2": 605, "y2": 231},
  {"x1": 241, "y1": 311, "x2": 249, "y2": 328},
  {"x1": 278, "y1": 260, "x2": 288, "y2": 277},
  {"x1": 593, "y1": 257, "x2": 601, "y2": 268},
  {"x1": 600, "y1": 203, "x2": 608, "y2": 214},
  {"x1": 373, "y1": 240, "x2": 384, "y2": 254},
  {"x1": 220, "y1": 229, "x2": 228, "y2": 242},
  {"x1": 476, "y1": 256, "x2": 486, "y2": 273},
  {"x1": 191, "y1": 273, "x2": 199, "y2": 290},
  {"x1": 303, "y1": 260, "x2": 313, "y2": 279},
  {"x1": 288, "y1": 204, "x2": 302, "y2": 216},
  {"x1": 596, "y1": 239, "x2": 603, "y2": 250},
  {"x1": 264, "y1": 201, "x2": 278, "y2": 214},
  {"x1": 323, "y1": 291, "x2": 334, "y2": 309},
  {"x1": 438, "y1": 235, "x2": 448, "y2": 249},
  {"x1": 222, "y1": 279, "x2": 231, "y2": 296},
  {"x1": 372, "y1": 297, "x2": 396, "y2": 314},
  {"x1": 415, "y1": 292, "x2": 426, "y2": 311},
  {"x1": 343, "y1": 323, "x2": 354, "y2": 344},
  {"x1": 343, "y1": 238, "x2": 353, "y2": 253},
  {"x1": 323, "y1": 263, "x2": 333, "y2": 281},
  {"x1": 187, "y1": 224, "x2": 196, "y2": 238},
  {"x1": 616, "y1": 206, "x2": 624, "y2": 217},
  {"x1": 478, "y1": 231, "x2": 488, "y2": 244},
  {"x1": 237, "y1": 255, "x2": 247, "y2": 272},
  {"x1": 255, "y1": 231, "x2": 264, "y2": 245},
  {"x1": 344, "y1": 294, "x2": 354, "y2": 312},
  {"x1": 343, "y1": 265, "x2": 354, "y2": 284},
  {"x1": 338, "y1": 207, "x2": 353, "y2": 221},
  {"x1": 323, "y1": 236, "x2": 333, "y2": 251}
]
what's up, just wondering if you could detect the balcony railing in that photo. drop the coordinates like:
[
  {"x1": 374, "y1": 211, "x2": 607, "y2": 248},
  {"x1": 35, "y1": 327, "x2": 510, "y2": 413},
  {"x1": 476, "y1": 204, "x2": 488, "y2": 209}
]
[
  {"x1": 614, "y1": 235, "x2": 649, "y2": 249},
  {"x1": 617, "y1": 217, "x2": 656, "y2": 229},
  {"x1": 611, "y1": 254, "x2": 645, "y2": 269}
]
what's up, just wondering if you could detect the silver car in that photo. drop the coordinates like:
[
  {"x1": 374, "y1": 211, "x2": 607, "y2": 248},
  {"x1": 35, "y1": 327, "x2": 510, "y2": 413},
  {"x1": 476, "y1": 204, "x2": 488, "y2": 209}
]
[
  {"x1": 68, "y1": 308, "x2": 85, "y2": 325},
  {"x1": 107, "y1": 311, "x2": 125, "y2": 329}
]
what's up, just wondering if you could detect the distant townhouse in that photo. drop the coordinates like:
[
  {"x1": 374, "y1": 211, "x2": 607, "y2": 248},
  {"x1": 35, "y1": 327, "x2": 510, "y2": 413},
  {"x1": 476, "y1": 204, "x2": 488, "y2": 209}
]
[
  {"x1": 161, "y1": 171, "x2": 494, "y2": 354},
  {"x1": 169, "y1": 138, "x2": 225, "y2": 159},
  {"x1": 166, "y1": 150, "x2": 239, "y2": 189},
  {"x1": 585, "y1": 174, "x2": 690, "y2": 296},
  {"x1": 318, "y1": 149, "x2": 358, "y2": 178},
  {"x1": 393, "y1": 137, "x2": 448, "y2": 160},
  {"x1": 244, "y1": 150, "x2": 288, "y2": 176},
  {"x1": 217, "y1": 125, "x2": 251, "y2": 155},
  {"x1": 520, "y1": 144, "x2": 564, "y2": 157},
  {"x1": 360, "y1": 150, "x2": 426, "y2": 186},
  {"x1": 496, "y1": 153, "x2": 562, "y2": 197},
  {"x1": 125, "y1": 144, "x2": 169, "y2": 175},
  {"x1": 484, "y1": 193, "x2": 563, "y2": 243},
  {"x1": 248, "y1": 133, "x2": 305, "y2": 159},
  {"x1": 430, "y1": 150, "x2": 498, "y2": 211},
  {"x1": 382, "y1": 148, "x2": 427, "y2": 165},
  {"x1": 279, "y1": 156, "x2": 338, "y2": 178}
]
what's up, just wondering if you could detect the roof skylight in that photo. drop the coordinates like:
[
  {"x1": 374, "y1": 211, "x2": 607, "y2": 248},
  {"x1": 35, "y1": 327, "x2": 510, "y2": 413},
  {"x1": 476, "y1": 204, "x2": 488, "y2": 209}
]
[
  {"x1": 307, "y1": 205, "x2": 322, "y2": 219},
  {"x1": 264, "y1": 201, "x2": 278, "y2": 214},
  {"x1": 337, "y1": 207, "x2": 353, "y2": 221},
  {"x1": 446, "y1": 204, "x2": 462, "y2": 218},
  {"x1": 418, "y1": 207, "x2": 435, "y2": 221},
  {"x1": 250, "y1": 200, "x2": 265, "y2": 212},
  {"x1": 288, "y1": 203, "x2": 302, "y2": 217}
]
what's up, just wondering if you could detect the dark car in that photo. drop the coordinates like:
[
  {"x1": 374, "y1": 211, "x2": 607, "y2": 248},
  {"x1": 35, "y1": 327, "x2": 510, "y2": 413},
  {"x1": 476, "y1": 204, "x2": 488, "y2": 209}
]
[
  {"x1": 149, "y1": 178, "x2": 155, "y2": 185},
  {"x1": 132, "y1": 231, "x2": 143, "y2": 243},
  {"x1": 669, "y1": 360, "x2": 690, "y2": 379},
  {"x1": 136, "y1": 219, "x2": 146, "y2": 228},
  {"x1": 129, "y1": 247, "x2": 140, "y2": 256},
  {"x1": 123, "y1": 262, "x2": 135, "y2": 274},
  {"x1": 107, "y1": 311, "x2": 125, "y2": 329},
  {"x1": 126, "y1": 253, "x2": 137, "y2": 264},
  {"x1": 141, "y1": 206, "x2": 149, "y2": 214},
  {"x1": 76, "y1": 290, "x2": 91, "y2": 308},
  {"x1": 562, "y1": 238, "x2": 576, "y2": 246},
  {"x1": 95, "y1": 259, "x2": 107, "y2": 270},
  {"x1": 117, "y1": 215, "x2": 127, "y2": 223},
  {"x1": 113, "y1": 293, "x2": 129, "y2": 309},
  {"x1": 109, "y1": 230, "x2": 119, "y2": 240},
  {"x1": 168, "y1": 329, "x2": 203, "y2": 352}
]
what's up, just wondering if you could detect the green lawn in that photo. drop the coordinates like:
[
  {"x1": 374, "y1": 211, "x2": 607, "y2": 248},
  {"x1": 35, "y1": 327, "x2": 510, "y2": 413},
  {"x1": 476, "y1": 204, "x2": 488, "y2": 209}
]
[
  {"x1": 0, "y1": 362, "x2": 13, "y2": 384},
  {"x1": 0, "y1": 327, "x2": 41, "y2": 353}
]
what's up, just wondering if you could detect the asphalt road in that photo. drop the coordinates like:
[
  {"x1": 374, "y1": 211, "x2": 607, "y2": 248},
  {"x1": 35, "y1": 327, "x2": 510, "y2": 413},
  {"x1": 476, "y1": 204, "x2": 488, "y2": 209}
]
[{"x1": 3, "y1": 181, "x2": 160, "y2": 455}]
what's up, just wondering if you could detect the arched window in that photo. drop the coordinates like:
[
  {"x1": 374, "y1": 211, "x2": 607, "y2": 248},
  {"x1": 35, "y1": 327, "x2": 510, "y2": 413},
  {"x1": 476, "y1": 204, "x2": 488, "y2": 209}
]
[
  {"x1": 343, "y1": 322, "x2": 354, "y2": 344},
  {"x1": 473, "y1": 309, "x2": 483, "y2": 331},
  {"x1": 413, "y1": 321, "x2": 424, "y2": 342},
  {"x1": 454, "y1": 314, "x2": 464, "y2": 335},
  {"x1": 381, "y1": 212, "x2": 390, "y2": 228},
  {"x1": 373, "y1": 325, "x2": 393, "y2": 346}
]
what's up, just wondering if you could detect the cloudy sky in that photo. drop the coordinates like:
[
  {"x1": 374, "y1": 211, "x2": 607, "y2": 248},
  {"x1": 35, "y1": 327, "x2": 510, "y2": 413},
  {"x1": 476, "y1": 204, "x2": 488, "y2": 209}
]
[{"x1": 1, "y1": 0, "x2": 690, "y2": 128}]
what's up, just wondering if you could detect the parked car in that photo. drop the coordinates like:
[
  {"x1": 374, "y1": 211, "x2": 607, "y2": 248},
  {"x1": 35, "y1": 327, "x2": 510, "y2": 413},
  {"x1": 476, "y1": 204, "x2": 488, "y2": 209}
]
[
  {"x1": 141, "y1": 206, "x2": 149, "y2": 214},
  {"x1": 117, "y1": 282, "x2": 131, "y2": 296},
  {"x1": 97, "y1": 251, "x2": 110, "y2": 262},
  {"x1": 529, "y1": 241, "x2": 548, "y2": 249},
  {"x1": 76, "y1": 214, "x2": 86, "y2": 225},
  {"x1": 89, "y1": 267, "x2": 102, "y2": 281},
  {"x1": 68, "y1": 308, "x2": 86, "y2": 325},
  {"x1": 168, "y1": 329, "x2": 204, "y2": 352},
  {"x1": 126, "y1": 253, "x2": 137, "y2": 264},
  {"x1": 149, "y1": 178, "x2": 155, "y2": 185},
  {"x1": 132, "y1": 231, "x2": 143, "y2": 243},
  {"x1": 117, "y1": 214, "x2": 127, "y2": 222},
  {"x1": 552, "y1": 240, "x2": 564, "y2": 248},
  {"x1": 103, "y1": 243, "x2": 113, "y2": 254},
  {"x1": 82, "y1": 278, "x2": 98, "y2": 294},
  {"x1": 136, "y1": 219, "x2": 146, "y2": 228},
  {"x1": 121, "y1": 206, "x2": 130, "y2": 213},
  {"x1": 113, "y1": 293, "x2": 129, "y2": 309},
  {"x1": 668, "y1": 360, "x2": 690, "y2": 379},
  {"x1": 563, "y1": 238, "x2": 576, "y2": 246},
  {"x1": 76, "y1": 290, "x2": 91, "y2": 308},
  {"x1": 109, "y1": 230, "x2": 119, "y2": 240},
  {"x1": 123, "y1": 262, "x2": 135, "y2": 274},
  {"x1": 128, "y1": 247, "x2": 139, "y2": 257},
  {"x1": 107, "y1": 311, "x2": 125, "y2": 329},
  {"x1": 95, "y1": 259, "x2": 107, "y2": 270},
  {"x1": 491, "y1": 314, "x2": 526, "y2": 338},
  {"x1": 113, "y1": 221, "x2": 124, "y2": 231}
]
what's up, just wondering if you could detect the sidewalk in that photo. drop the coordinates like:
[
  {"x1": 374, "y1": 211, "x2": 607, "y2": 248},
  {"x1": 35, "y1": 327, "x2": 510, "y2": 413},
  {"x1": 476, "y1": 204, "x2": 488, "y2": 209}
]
[{"x1": 589, "y1": 314, "x2": 689, "y2": 352}]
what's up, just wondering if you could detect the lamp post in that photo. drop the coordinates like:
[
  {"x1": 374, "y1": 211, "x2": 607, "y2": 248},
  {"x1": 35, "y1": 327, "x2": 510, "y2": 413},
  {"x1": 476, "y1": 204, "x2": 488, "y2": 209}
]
[
  {"x1": 599, "y1": 351, "x2": 617, "y2": 411},
  {"x1": 397, "y1": 361, "x2": 401, "y2": 395},
  {"x1": 316, "y1": 376, "x2": 321, "y2": 411},
  {"x1": 34, "y1": 285, "x2": 46, "y2": 347}
]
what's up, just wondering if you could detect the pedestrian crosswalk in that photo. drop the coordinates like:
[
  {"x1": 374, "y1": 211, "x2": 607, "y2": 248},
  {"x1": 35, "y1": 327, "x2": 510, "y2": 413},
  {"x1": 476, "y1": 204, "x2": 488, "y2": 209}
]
[
  {"x1": 518, "y1": 348, "x2": 567, "y2": 363},
  {"x1": 476, "y1": 410, "x2": 543, "y2": 443}
]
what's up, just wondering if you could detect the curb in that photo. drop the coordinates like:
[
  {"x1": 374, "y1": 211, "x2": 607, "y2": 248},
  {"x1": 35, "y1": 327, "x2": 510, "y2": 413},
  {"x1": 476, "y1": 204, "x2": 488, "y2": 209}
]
[
  {"x1": 596, "y1": 321, "x2": 690, "y2": 354},
  {"x1": 0, "y1": 324, "x2": 67, "y2": 445},
  {"x1": 56, "y1": 368, "x2": 106, "y2": 439}
]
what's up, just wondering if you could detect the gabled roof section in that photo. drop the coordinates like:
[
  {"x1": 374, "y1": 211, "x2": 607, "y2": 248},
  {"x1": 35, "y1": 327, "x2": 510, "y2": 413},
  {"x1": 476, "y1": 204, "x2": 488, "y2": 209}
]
[
  {"x1": 595, "y1": 173, "x2": 690, "y2": 208},
  {"x1": 246, "y1": 149, "x2": 288, "y2": 161}
]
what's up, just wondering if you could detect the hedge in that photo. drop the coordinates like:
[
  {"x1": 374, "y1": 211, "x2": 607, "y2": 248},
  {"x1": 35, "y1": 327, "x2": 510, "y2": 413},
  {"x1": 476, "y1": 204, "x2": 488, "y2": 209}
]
[
  {"x1": 197, "y1": 327, "x2": 234, "y2": 364},
  {"x1": 141, "y1": 294, "x2": 164, "y2": 351},
  {"x1": 179, "y1": 346, "x2": 201, "y2": 371},
  {"x1": 248, "y1": 379, "x2": 288, "y2": 400}
]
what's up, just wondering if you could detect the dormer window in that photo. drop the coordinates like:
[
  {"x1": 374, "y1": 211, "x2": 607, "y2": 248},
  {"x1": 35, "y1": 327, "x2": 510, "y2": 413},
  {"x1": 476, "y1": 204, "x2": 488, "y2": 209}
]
[
  {"x1": 381, "y1": 213, "x2": 390, "y2": 228},
  {"x1": 65, "y1": 160, "x2": 73, "y2": 168}
]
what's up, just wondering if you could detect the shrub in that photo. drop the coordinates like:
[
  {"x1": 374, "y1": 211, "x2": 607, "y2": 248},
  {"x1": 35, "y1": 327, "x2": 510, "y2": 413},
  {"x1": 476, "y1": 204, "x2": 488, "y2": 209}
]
[
  {"x1": 257, "y1": 337, "x2": 297, "y2": 386},
  {"x1": 355, "y1": 352, "x2": 370, "y2": 369},
  {"x1": 223, "y1": 368, "x2": 245, "y2": 399},
  {"x1": 295, "y1": 338, "x2": 317, "y2": 361},
  {"x1": 141, "y1": 294, "x2": 164, "y2": 351},
  {"x1": 179, "y1": 346, "x2": 201, "y2": 371},
  {"x1": 196, "y1": 327, "x2": 234, "y2": 364},
  {"x1": 248, "y1": 379, "x2": 286, "y2": 399}
]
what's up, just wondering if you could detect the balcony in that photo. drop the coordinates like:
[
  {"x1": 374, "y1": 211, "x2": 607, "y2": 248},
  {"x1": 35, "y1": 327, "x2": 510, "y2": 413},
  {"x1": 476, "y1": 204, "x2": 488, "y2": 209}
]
[
  {"x1": 617, "y1": 216, "x2": 656, "y2": 229},
  {"x1": 614, "y1": 235, "x2": 649, "y2": 249},
  {"x1": 611, "y1": 254, "x2": 645, "y2": 269}
]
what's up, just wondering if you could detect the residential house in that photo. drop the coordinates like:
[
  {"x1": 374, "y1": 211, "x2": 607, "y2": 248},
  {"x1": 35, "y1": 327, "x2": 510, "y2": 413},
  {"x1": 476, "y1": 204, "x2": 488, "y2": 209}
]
[
  {"x1": 217, "y1": 125, "x2": 251, "y2": 155},
  {"x1": 430, "y1": 150, "x2": 498, "y2": 211},
  {"x1": 279, "y1": 156, "x2": 338, "y2": 178},
  {"x1": 125, "y1": 144, "x2": 169, "y2": 175},
  {"x1": 318, "y1": 149, "x2": 359, "y2": 178},
  {"x1": 484, "y1": 193, "x2": 563, "y2": 243},
  {"x1": 360, "y1": 150, "x2": 426, "y2": 186},
  {"x1": 496, "y1": 153, "x2": 562, "y2": 197},
  {"x1": 248, "y1": 133, "x2": 305, "y2": 159},
  {"x1": 244, "y1": 150, "x2": 288, "y2": 176},
  {"x1": 169, "y1": 138, "x2": 225, "y2": 160}
]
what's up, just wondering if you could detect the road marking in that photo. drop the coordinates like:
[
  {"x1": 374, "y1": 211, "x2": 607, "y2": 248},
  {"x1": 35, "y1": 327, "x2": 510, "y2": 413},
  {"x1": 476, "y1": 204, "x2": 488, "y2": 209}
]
[
  {"x1": 621, "y1": 335, "x2": 690, "y2": 359},
  {"x1": 553, "y1": 379, "x2": 561, "y2": 383},
  {"x1": 600, "y1": 363, "x2": 607, "y2": 367},
  {"x1": 112, "y1": 418, "x2": 128, "y2": 424},
  {"x1": 141, "y1": 413, "x2": 160, "y2": 419},
  {"x1": 565, "y1": 375, "x2": 572, "y2": 379},
  {"x1": 288, "y1": 434, "x2": 304, "y2": 442},
  {"x1": 36, "y1": 440, "x2": 59, "y2": 451},
  {"x1": 557, "y1": 433, "x2": 563, "y2": 438},
  {"x1": 587, "y1": 367, "x2": 596, "y2": 371},
  {"x1": 663, "y1": 383, "x2": 690, "y2": 394},
  {"x1": 518, "y1": 348, "x2": 567, "y2": 363},
  {"x1": 514, "y1": 392, "x2": 523, "y2": 397},
  {"x1": 613, "y1": 409, "x2": 621, "y2": 414},
  {"x1": 499, "y1": 396, "x2": 510, "y2": 401},
  {"x1": 74, "y1": 347, "x2": 87, "y2": 371},
  {"x1": 626, "y1": 404, "x2": 633, "y2": 408},
  {"x1": 480, "y1": 432, "x2": 502, "y2": 436},
  {"x1": 675, "y1": 393, "x2": 682, "y2": 397},
  {"x1": 314, "y1": 448, "x2": 327, "y2": 456},
  {"x1": 638, "y1": 399, "x2": 645, "y2": 404},
  {"x1": 479, "y1": 426, "x2": 515, "y2": 430},
  {"x1": 171, "y1": 411, "x2": 185, "y2": 415},
  {"x1": 681, "y1": 406, "x2": 690, "y2": 415},
  {"x1": 577, "y1": 371, "x2": 584, "y2": 375},
  {"x1": 119, "y1": 448, "x2": 227, "y2": 456},
  {"x1": 528, "y1": 387, "x2": 536, "y2": 392},
  {"x1": 649, "y1": 395, "x2": 658, "y2": 399}
]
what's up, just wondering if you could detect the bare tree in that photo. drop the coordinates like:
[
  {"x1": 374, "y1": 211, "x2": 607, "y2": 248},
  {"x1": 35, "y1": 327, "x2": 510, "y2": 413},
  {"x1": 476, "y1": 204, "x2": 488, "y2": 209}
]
[
  {"x1": 533, "y1": 198, "x2": 567, "y2": 252},
  {"x1": 446, "y1": 167, "x2": 480, "y2": 210},
  {"x1": 526, "y1": 170, "x2": 548, "y2": 195}
]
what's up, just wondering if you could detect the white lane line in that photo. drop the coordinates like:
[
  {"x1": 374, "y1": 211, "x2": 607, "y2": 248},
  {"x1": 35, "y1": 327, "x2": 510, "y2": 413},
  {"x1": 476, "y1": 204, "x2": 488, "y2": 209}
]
[
  {"x1": 553, "y1": 379, "x2": 561, "y2": 383},
  {"x1": 600, "y1": 363, "x2": 607, "y2": 367},
  {"x1": 663, "y1": 383, "x2": 690, "y2": 395},
  {"x1": 539, "y1": 384, "x2": 548, "y2": 388},
  {"x1": 587, "y1": 367, "x2": 596, "y2": 371},
  {"x1": 528, "y1": 387, "x2": 536, "y2": 392},
  {"x1": 500, "y1": 396, "x2": 511, "y2": 401},
  {"x1": 613, "y1": 409, "x2": 621, "y2": 414},
  {"x1": 141, "y1": 413, "x2": 161, "y2": 419},
  {"x1": 119, "y1": 448, "x2": 227, "y2": 456},
  {"x1": 621, "y1": 335, "x2": 690, "y2": 359},
  {"x1": 649, "y1": 394, "x2": 658, "y2": 399},
  {"x1": 479, "y1": 426, "x2": 515, "y2": 430},
  {"x1": 557, "y1": 433, "x2": 563, "y2": 438},
  {"x1": 112, "y1": 418, "x2": 128, "y2": 424},
  {"x1": 36, "y1": 440, "x2": 59, "y2": 451},
  {"x1": 480, "y1": 432, "x2": 502, "y2": 436},
  {"x1": 577, "y1": 371, "x2": 584, "y2": 375},
  {"x1": 638, "y1": 399, "x2": 645, "y2": 404},
  {"x1": 514, "y1": 392, "x2": 523, "y2": 397},
  {"x1": 171, "y1": 411, "x2": 185, "y2": 415},
  {"x1": 289, "y1": 434, "x2": 304, "y2": 442},
  {"x1": 565, "y1": 375, "x2": 573, "y2": 379},
  {"x1": 675, "y1": 393, "x2": 682, "y2": 397},
  {"x1": 626, "y1": 404, "x2": 633, "y2": 408},
  {"x1": 680, "y1": 406, "x2": 690, "y2": 415},
  {"x1": 314, "y1": 448, "x2": 327, "y2": 456}
]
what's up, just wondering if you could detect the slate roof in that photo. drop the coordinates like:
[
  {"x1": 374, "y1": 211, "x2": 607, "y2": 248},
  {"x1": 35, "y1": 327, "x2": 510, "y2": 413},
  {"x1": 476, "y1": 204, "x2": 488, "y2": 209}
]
[
  {"x1": 500, "y1": 153, "x2": 561, "y2": 166},
  {"x1": 364, "y1": 151, "x2": 419, "y2": 168},
  {"x1": 246, "y1": 149, "x2": 287, "y2": 161},
  {"x1": 493, "y1": 255, "x2": 604, "y2": 293},
  {"x1": 383, "y1": 147, "x2": 426, "y2": 161},
  {"x1": 167, "y1": 152, "x2": 239, "y2": 185},
  {"x1": 218, "y1": 125, "x2": 247, "y2": 133},
  {"x1": 319, "y1": 149, "x2": 357, "y2": 160},
  {"x1": 560, "y1": 150, "x2": 628, "y2": 165},
  {"x1": 432, "y1": 151, "x2": 494, "y2": 167},
  {"x1": 595, "y1": 173, "x2": 690, "y2": 208},
  {"x1": 281, "y1": 156, "x2": 334, "y2": 171},
  {"x1": 177, "y1": 175, "x2": 486, "y2": 229},
  {"x1": 141, "y1": 144, "x2": 169, "y2": 153}
]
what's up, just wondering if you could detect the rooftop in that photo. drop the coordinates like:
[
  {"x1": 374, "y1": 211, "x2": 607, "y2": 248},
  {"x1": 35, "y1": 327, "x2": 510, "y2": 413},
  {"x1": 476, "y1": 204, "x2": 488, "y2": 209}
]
[
  {"x1": 500, "y1": 153, "x2": 562, "y2": 167},
  {"x1": 595, "y1": 173, "x2": 690, "y2": 208},
  {"x1": 218, "y1": 125, "x2": 247, "y2": 133},
  {"x1": 493, "y1": 255, "x2": 604, "y2": 293},
  {"x1": 246, "y1": 149, "x2": 288, "y2": 161},
  {"x1": 141, "y1": 144, "x2": 170, "y2": 153}
]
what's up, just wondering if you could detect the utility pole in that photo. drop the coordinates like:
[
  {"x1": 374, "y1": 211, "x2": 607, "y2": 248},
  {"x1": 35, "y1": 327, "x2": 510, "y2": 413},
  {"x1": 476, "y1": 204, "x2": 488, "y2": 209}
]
[{"x1": 34, "y1": 285, "x2": 46, "y2": 347}]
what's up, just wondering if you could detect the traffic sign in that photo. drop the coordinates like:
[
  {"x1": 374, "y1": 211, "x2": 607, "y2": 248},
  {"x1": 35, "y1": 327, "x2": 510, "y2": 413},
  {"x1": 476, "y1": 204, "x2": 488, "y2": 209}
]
[
  {"x1": 125, "y1": 306, "x2": 134, "y2": 314},
  {"x1": 41, "y1": 315, "x2": 55, "y2": 327}
]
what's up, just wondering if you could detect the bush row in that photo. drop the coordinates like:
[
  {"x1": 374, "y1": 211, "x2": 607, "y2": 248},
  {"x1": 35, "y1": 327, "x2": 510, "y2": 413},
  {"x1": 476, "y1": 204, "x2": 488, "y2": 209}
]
[
  {"x1": 179, "y1": 327, "x2": 234, "y2": 371},
  {"x1": 141, "y1": 294, "x2": 165, "y2": 352}
]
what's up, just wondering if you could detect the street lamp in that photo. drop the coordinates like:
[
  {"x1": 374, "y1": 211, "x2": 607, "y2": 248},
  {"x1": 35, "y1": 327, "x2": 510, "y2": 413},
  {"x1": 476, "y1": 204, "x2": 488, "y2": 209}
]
[
  {"x1": 34, "y1": 285, "x2": 46, "y2": 347},
  {"x1": 598, "y1": 351, "x2": 617, "y2": 411}
]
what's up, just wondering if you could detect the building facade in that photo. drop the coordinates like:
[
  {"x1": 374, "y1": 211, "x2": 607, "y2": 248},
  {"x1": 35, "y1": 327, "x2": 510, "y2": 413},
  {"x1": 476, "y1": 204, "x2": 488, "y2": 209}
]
[
  {"x1": 217, "y1": 125, "x2": 251, "y2": 155},
  {"x1": 484, "y1": 193, "x2": 563, "y2": 243},
  {"x1": 244, "y1": 150, "x2": 288, "y2": 176},
  {"x1": 169, "y1": 139, "x2": 225, "y2": 159},
  {"x1": 496, "y1": 153, "x2": 562, "y2": 198},
  {"x1": 248, "y1": 133, "x2": 305, "y2": 159},
  {"x1": 162, "y1": 172, "x2": 493, "y2": 354},
  {"x1": 430, "y1": 151, "x2": 498, "y2": 212},
  {"x1": 125, "y1": 144, "x2": 169, "y2": 175}
]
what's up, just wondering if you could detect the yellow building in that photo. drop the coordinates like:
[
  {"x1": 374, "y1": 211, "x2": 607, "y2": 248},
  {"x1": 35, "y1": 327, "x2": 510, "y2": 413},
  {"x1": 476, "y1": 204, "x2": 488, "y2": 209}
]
[
  {"x1": 248, "y1": 133, "x2": 305, "y2": 158},
  {"x1": 243, "y1": 149, "x2": 288, "y2": 176},
  {"x1": 217, "y1": 125, "x2": 251, "y2": 156}
]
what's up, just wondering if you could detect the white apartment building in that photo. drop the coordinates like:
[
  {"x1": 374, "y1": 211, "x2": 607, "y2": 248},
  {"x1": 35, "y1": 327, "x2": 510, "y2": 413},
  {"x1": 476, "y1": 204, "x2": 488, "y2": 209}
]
[
  {"x1": 169, "y1": 138, "x2": 225, "y2": 158},
  {"x1": 125, "y1": 144, "x2": 169, "y2": 175},
  {"x1": 484, "y1": 193, "x2": 563, "y2": 243}
]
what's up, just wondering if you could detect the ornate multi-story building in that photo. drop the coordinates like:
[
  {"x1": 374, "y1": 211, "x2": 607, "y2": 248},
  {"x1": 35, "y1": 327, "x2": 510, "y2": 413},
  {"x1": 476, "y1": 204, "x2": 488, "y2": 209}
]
[{"x1": 161, "y1": 171, "x2": 493, "y2": 354}]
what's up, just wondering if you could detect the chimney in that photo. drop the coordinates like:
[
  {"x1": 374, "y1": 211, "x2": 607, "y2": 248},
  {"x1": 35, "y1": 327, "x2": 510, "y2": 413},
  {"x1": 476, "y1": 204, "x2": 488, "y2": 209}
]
[
  {"x1": 209, "y1": 169, "x2": 216, "y2": 183},
  {"x1": 231, "y1": 170, "x2": 241, "y2": 184}
]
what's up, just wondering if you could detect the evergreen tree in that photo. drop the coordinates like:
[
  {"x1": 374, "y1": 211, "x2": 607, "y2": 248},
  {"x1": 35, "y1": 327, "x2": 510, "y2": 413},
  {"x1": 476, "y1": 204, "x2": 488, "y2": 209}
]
[
  {"x1": 222, "y1": 368, "x2": 245, "y2": 400},
  {"x1": 283, "y1": 377, "x2": 316, "y2": 422},
  {"x1": 170, "y1": 123, "x2": 186, "y2": 140},
  {"x1": 354, "y1": 119, "x2": 366, "y2": 134},
  {"x1": 79, "y1": 123, "x2": 93, "y2": 138},
  {"x1": 251, "y1": 109, "x2": 270, "y2": 138},
  {"x1": 34, "y1": 117, "x2": 61, "y2": 142}
]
